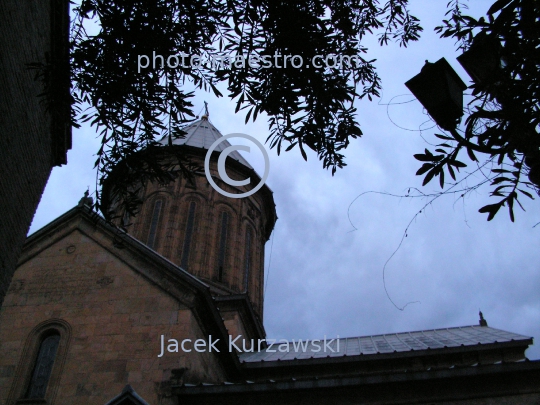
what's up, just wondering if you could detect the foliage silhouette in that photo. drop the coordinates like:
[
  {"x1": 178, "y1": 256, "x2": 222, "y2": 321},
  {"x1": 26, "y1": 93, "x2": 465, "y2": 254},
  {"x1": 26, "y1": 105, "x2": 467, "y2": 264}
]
[
  {"x1": 412, "y1": 0, "x2": 539, "y2": 221},
  {"x1": 70, "y1": 0, "x2": 422, "y2": 219}
]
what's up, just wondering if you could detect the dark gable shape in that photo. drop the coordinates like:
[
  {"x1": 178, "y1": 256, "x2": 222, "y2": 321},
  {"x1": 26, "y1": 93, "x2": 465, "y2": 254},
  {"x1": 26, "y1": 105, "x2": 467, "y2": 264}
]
[{"x1": 104, "y1": 384, "x2": 150, "y2": 405}]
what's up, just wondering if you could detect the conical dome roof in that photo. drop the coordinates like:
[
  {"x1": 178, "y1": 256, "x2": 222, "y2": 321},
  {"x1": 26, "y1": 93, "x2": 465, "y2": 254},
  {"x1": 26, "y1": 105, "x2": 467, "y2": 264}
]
[{"x1": 159, "y1": 115, "x2": 253, "y2": 169}]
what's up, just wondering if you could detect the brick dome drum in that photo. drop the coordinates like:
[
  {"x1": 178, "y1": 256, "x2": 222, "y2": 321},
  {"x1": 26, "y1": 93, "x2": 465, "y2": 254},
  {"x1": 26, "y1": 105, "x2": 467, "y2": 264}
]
[{"x1": 106, "y1": 116, "x2": 276, "y2": 317}]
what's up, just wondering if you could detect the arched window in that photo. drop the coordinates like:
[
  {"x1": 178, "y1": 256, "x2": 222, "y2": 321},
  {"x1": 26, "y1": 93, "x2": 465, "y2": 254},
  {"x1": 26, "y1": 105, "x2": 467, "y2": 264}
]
[
  {"x1": 244, "y1": 226, "x2": 253, "y2": 292},
  {"x1": 217, "y1": 211, "x2": 229, "y2": 282},
  {"x1": 7, "y1": 319, "x2": 70, "y2": 404},
  {"x1": 25, "y1": 332, "x2": 61, "y2": 398},
  {"x1": 122, "y1": 210, "x2": 130, "y2": 228},
  {"x1": 147, "y1": 199, "x2": 162, "y2": 249},
  {"x1": 180, "y1": 201, "x2": 197, "y2": 270}
]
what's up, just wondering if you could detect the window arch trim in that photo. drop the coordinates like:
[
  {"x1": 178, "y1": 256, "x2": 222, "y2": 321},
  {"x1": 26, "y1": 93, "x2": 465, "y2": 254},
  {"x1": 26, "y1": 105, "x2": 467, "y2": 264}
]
[
  {"x1": 7, "y1": 319, "x2": 71, "y2": 404},
  {"x1": 216, "y1": 210, "x2": 230, "y2": 283},
  {"x1": 146, "y1": 198, "x2": 164, "y2": 249},
  {"x1": 180, "y1": 200, "x2": 197, "y2": 270},
  {"x1": 243, "y1": 224, "x2": 254, "y2": 292},
  {"x1": 25, "y1": 331, "x2": 61, "y2": 399}
]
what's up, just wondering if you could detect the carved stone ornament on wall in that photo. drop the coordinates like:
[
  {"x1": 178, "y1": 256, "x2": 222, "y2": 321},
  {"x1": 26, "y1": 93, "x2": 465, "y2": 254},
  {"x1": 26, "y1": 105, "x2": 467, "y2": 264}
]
[{"x1": 96, "y1": 276, "x2": 114, "y2": 287}]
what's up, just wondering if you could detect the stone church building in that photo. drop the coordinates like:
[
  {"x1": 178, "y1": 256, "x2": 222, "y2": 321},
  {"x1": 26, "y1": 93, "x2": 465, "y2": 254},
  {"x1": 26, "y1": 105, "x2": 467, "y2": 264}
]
[{"x1": 1, "y1": 116, "x2": 539, "y2": 404}]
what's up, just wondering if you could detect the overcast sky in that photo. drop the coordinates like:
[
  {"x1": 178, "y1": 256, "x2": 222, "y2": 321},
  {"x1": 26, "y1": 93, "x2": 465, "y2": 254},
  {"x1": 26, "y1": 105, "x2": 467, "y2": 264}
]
[{"x1": 30, "y1": 0, "x2": 540, "y2": 359}]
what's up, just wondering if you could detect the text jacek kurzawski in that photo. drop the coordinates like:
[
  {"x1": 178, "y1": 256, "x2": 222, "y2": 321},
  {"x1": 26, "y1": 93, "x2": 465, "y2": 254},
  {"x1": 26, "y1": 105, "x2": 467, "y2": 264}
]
[{"x1": 158, "y1": 334, "x2": 340, "y2": 357}]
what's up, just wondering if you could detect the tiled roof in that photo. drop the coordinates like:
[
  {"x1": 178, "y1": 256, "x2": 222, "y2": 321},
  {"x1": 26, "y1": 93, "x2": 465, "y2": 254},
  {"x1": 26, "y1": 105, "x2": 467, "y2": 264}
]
[
  {"x1": 239, "y1": 326, "x2": 532, "y2": 363},
  {"x1": 159, "y1": 116, "x2": 253, "y2": 169}
]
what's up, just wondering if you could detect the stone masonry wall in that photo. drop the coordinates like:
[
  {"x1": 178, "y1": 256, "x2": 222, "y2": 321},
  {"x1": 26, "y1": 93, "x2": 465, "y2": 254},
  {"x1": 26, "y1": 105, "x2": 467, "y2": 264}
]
[
  {"x1": 0, "y1": 0, "x2": 67, "y2": 308},
  {"x1": 0, "y1": 228, "x2": 227, "y2": 405}
]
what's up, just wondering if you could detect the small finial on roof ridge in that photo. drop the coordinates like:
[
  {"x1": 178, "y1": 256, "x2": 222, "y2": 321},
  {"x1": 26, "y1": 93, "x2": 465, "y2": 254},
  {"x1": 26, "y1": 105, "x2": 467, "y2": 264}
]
[
  {"x1": 479, "y1": 310, "x2": 488, "y2": 327},
  {"x1": 78, "y1": 188, "x2": 93, "y2": 208}
]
